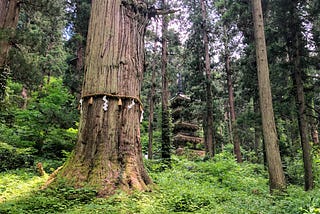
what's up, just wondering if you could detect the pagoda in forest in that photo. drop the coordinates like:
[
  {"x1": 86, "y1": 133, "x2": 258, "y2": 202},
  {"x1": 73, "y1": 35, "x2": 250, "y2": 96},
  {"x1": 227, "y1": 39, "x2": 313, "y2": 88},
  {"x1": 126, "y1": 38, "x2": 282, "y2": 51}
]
[{"x1": 171, "y1": 73, "x2": 203, "y2": 150}]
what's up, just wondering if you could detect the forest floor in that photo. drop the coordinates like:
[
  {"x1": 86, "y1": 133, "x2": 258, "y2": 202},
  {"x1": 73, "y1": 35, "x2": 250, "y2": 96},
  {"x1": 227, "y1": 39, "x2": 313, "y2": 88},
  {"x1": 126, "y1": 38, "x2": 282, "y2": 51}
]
[{"x1": 0, "y1": 153, "x2": 320, "y2": 214}]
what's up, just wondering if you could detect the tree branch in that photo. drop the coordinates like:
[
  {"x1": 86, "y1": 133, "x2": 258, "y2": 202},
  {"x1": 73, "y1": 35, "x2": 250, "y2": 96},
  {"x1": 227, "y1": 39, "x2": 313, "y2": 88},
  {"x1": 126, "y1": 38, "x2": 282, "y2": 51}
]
[
  {"x1": 148, "y1": 7, "x2": 179, "y2": 18},
  {"x1": 121, "y1": 0, "x2": 179, "y2": 18}
]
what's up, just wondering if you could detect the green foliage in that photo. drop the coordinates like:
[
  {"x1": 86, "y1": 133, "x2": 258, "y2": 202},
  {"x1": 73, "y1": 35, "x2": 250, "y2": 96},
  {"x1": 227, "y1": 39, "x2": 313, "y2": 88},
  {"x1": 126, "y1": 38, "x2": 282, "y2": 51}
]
[
  {"x1": 1, "y1": 0, "x2": 320, "y2": 213},
  {"x1": 285, "y1": 147, "x2": 320, "y2": 186},
  {"x1": 15, "y1": 78, "x2": 78, "y2": 157},
  {"x1": 0, "y1": 169, "x2": 46, "y2": 203},
  {"x1": 140, "y1": 120, "x2": 162, "y2": 158},
  {"x1": 0, "y1": 142, "x2": 34, "y2": 172},
  {"x1": 63, "y1": 0, "x2": 91, "y2": 95},
  {"x1": 0, "y1": 78, "x2": 78, "y2": 159},
  {"x1": 0, "y1": 181, "x2": 97, "y2": 214},
  {"x1": 2, "y1": 154, "x2": 320, "y2": 213},
  {"x1": 8, "y1": 0, "x2": 68, "y2": 89}
]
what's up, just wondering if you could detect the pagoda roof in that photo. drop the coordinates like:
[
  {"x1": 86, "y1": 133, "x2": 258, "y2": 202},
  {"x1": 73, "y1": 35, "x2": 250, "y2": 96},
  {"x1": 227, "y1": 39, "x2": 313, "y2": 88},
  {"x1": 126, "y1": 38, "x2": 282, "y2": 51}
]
[
  {"x1": 173, "y1": 134, "x2": 203, "y2": 144},
  {"x1": 170, "y1": 93, "x2": 191, "y2": 105},
  {"x1": 173, "y1": 122, "x2": 199, "y2": 131}
]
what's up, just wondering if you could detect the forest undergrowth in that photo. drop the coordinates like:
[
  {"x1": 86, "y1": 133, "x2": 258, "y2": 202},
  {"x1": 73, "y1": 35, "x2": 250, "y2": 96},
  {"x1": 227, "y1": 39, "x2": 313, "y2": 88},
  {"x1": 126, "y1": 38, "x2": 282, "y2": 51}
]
[{"x1": 1, "y1": 152, "x2": 320, "y2": 214}]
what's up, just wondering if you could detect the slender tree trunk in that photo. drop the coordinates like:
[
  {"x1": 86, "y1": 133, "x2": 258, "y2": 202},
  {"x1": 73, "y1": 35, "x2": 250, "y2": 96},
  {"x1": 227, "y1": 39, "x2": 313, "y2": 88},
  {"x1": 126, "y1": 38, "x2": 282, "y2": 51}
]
[
  {"x1": 0, "y1": 0, "x2": 20, "y2": 99},
  {"x1": 76, "y1": 41, "x2": 84, "y2": 71},
  {"x1": 148, "y1": 72, "x2": 155, "y2": 159},
  {"x1": 57, "y1": 0, "x2": 152, "y2": 197},
  {"x1": 253, "y1": 97, "x2": 263, "y2": 164},
  {"x1": 284, "y1": 0, "x2": 314, "y2": 191},
  {"x1": 21, "y1": 86, "x2": 28, "y2": 109},
  {"x1": 252, "y1": 0, "x2": 286, "y2": 192},
  {"x1": 225, "y1": 49, "x2": 242, "y2": 163},
  {"x1": 75, "y1": 39, "x2": 84, "y2": 99},
  {"x1": 73, "y1": 0, "x2": 90, "y2": 99},
  {"x1": 310, "y1": 99, "x2": 319, "y2": 145},
  {"x1": 76, "y1": 37, "x2": 84, "y2": 73},
  {"x1": 220, "y1": 2, "x2": 242, "y2": 163},
  {"x1": 161, "y1": 0, "x2": 171, "y2": 164},
  {"x1": 148, "y1": 24, "x2": 158, "y2": 160},
  {"x1": 201, "y1": 0, "x2": 214, "y2": 157},
  {"x1": 292, "y1": 36, "x2": 314, "y2": 191}
]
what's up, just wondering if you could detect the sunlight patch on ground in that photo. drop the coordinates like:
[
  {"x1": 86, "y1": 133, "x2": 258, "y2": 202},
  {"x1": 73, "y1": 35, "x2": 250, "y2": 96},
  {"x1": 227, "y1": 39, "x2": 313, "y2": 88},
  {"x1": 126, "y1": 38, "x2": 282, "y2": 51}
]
[{"x1": 0, "y1": 170, "x2": 47, "y2": 203}]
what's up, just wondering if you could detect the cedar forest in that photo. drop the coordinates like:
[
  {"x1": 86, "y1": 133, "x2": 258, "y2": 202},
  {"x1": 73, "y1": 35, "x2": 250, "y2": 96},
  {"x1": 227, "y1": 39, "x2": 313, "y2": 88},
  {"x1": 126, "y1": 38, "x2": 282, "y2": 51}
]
[{"x1": 1, "y1": 0, "x2": 320, "y2": 213}]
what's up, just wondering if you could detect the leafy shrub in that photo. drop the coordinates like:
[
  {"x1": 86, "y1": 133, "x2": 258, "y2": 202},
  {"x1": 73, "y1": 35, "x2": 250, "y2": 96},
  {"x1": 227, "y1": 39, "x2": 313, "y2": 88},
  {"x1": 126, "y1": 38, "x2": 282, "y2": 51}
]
[
  {"x1": 167, "y1": 192, "x2": 210, "y2": 212},
  {"x1": 285, "y1": 155, "x2": 305, "y2": 185},
  {"x1": 144, "y1": 159, "x2": 169, "y2": 173},
  {"x1": 0, "y1": 77, "x2": 78, "y2": 158},
  {"x1": 0, "y1": 142, "x2": 34, "y2": 172},
  {"x1": 1, "y1": 154, "x2": 320, "y2": 214},
  {"x1": 284, "y1": 146, "x2": 320, "y2": 187},
  {"x1": 140, "y1": 121, "x2": 162, "y2": 159},
  {"x1": 0, "y1": 182, "x2": 97, "y2": 214}
]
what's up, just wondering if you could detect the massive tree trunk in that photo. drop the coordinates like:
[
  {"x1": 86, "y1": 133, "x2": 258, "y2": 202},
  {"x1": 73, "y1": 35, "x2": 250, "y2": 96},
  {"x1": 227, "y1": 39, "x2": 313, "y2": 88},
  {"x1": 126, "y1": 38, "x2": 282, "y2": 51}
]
[
  {"x1": 201, "y1": 0, "x2": 214, "y2": 157},
  {"x1": 161, "y1": 0, "x2": 171, "y2": 164},
  {"x1": 0, "y1": 0, "x2": 20, "y2": 99},
  {"x1": 252, "y1": 0, "x2": 286, "y2": 192},
  {"x1": 57, "y1": 0, "x2": 152, "y2": 197}
]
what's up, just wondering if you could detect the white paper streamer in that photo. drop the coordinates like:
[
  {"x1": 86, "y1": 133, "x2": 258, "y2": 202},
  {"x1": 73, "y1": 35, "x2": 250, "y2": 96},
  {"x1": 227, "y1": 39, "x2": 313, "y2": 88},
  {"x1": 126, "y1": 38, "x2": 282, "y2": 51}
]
[
  {"x1": 128, "y1": 99, "x2": 135, "y2": 109},
  {"x1": 79, "y1": 99, "x2": 83, "y2": 114},
  {"x1": 103, "y1": 96, "x2": 109, "y2": 111},
  {"x1": 140, "y1": 110, "x2": 144, "y2": 123}
]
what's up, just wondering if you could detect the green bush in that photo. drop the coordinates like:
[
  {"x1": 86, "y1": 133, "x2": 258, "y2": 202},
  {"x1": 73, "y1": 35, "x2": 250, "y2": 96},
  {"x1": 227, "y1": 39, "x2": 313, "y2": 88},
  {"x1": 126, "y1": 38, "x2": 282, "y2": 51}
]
[
  {"x1": 0, "y1": 142, "x2": 34, "y2": 172},
  {"x1": 3, "y1": 77, "x2": 79, "y2": 158},
  {"x1": 0, "y1": 180, "x2": 97, "y2": 214},
  {"x1": 1, "y1": 154, "x2": 320, "y2": 213}
]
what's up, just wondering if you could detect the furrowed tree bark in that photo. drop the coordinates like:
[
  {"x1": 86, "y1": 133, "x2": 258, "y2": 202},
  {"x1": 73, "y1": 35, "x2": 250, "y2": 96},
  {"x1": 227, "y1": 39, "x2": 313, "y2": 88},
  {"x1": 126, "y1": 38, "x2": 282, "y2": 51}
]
[
  {"x1": 161, "y1": 0, "x2": 171, "y2": 164},
  {"x1": 0, "y1": 0, "x2": 20, "y2": 99},
  {"x1": 56, "y1": 0, "x2": 152, "y2": 197},
  {"x1": 201, "y1": 0, "x2": 214, "y2": 157},
  {"x1": 252, "y1": 0, "x2": 286, "y2": 192}
]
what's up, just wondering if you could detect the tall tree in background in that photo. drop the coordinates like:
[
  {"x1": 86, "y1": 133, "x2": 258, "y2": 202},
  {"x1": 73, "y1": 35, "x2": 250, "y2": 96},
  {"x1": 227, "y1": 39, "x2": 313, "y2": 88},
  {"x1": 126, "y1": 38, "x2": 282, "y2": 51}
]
[
  {"x1": 201, "y1": 0, "x2": 214, "y2": 157},
  {"x1": 148, "y1": 23, "x2": 159, "y2": 160},
  {"x1": 286, "y1": 0, "x2": 313, "y2": 191},
  {"x1": 269, "y1": 0, "x2": 315, "y2": 190},
  {"x1": 64, "y1": 0, "x2": 91, "y2": 97},
  {"x1": 229, "y1": 0, "x2": 263, "y2": 163},
  {"x1": 161, "y1": 0, "x2": 171, "y2": 164},
  {"x1": 0, "y1": 0, "x2": 20, "y2": 99},
  {"x1": 223, "y1": 26, "x2": 242, "y2": 162},
  {"x1": 215, "y1": 0, "x2": 242, "y2": 162},
  {"x1": 7, "y1": 0, "x2": 68, "y2": 92},
  {"x1": 57, "y1": 0, "x2": 152, "y2": 196},
  {"x1": 251, "y1": 0, "x2": 286, "y2": 192},
  {"x1": 310, "y1": 1, "x2": 320, "y2": 146}
]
